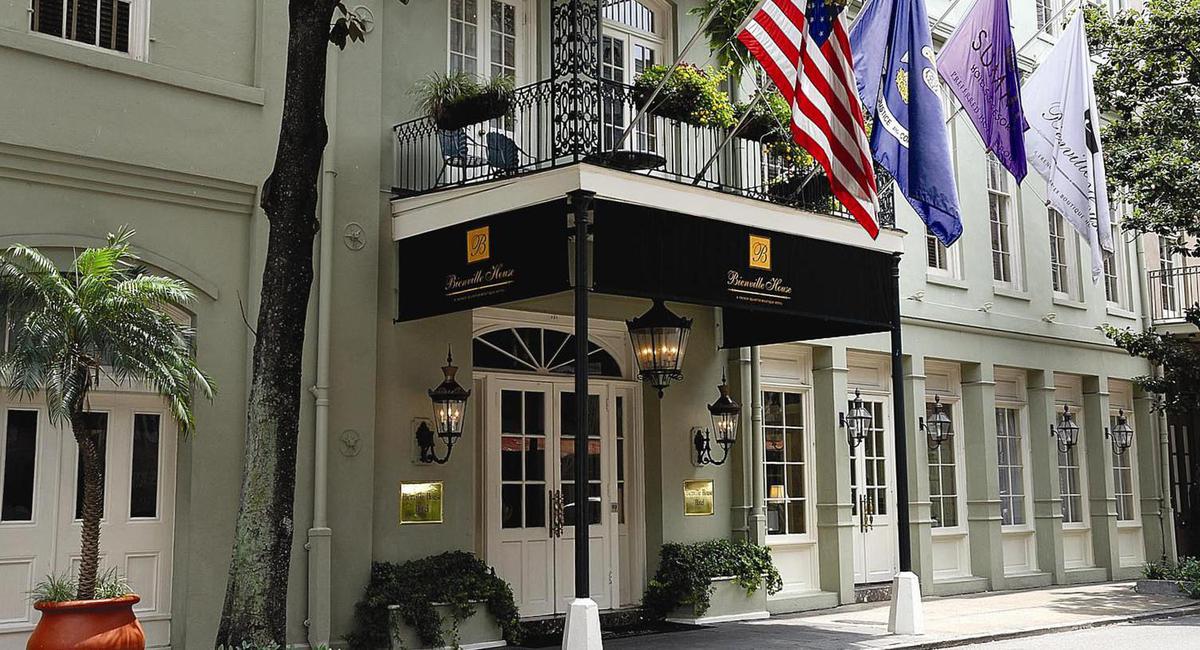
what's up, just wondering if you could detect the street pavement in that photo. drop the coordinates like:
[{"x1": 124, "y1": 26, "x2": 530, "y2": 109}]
[
  {"x1": 959, "y1": 612, "x2": 1200, "y2": 648},
  {"x1": 603, "y1": 581, "x2": 1200, "y2": 649}
]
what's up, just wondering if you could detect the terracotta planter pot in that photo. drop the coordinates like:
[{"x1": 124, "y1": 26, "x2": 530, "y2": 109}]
[{"x1": 27, "y1": 595, "x2": 144, "y2": 650}]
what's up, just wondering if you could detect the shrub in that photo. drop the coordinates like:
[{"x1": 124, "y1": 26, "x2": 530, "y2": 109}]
[
  {"x1": 347, "y1": 552, "x2": 520, "y2": 649},
  {"x1": 1142, "y1": 556, "x2": 1200, "y2": 598},
  {"x1": 641, "y1": 539, "x2": 782, "y2": 619},
  {"x1": 632, "y1": 64, "x2": 736, "y2": 128}
]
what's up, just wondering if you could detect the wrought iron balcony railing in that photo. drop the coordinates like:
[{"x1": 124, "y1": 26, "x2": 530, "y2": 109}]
[
  {"x1": 1148, "y1": 266, "x2": 1200, "y2": 325},
  {"x1": 392, "y1": 78, "x2": 896, "y2": 228}
]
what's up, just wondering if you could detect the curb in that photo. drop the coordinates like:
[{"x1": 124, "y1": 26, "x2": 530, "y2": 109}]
[{"x1": 893, "y1": 603, "x2": 1200, "y2": 649}]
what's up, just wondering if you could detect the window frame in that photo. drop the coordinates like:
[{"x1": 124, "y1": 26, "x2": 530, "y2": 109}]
[
  {"x1": 1036, "y1": 0, "x2": 1061, "y2": 36},
  {"x1": 1057, "y1": 407, "x2": 1088, "y2": 528},
  {"x1": 1110, "y1": 409, "x2": 1139, "y2": 525},
  {"x1": 1102, "y1": 219, "x2": 1128, "y2": 308},
  {"x1": 762, "y1": 385, "x2": 815, "y2": 545},
  {"x1": 926, "y1": 397, "x2": 967, "y2": 534},
  {"x1": 987, "y1": 153, "x2": 1023, "y2": 290},
  {"x1": 447, "y1": 0, "x2": 533, "y2": 85},
  {"x1": 28, "y1": 0, "x2": 150, "y2": 61},
  {"x1": 996, "y1": 403, "x2": 1034, "y2": 531},
  {"x1": 1047, "y1": 208, "x2": 1080, "y2": 301}
]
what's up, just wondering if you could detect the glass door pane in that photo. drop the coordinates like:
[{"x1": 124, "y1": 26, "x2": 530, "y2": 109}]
[{"x1": 559, "y1": 392, "x2": 602, "y2": 528}]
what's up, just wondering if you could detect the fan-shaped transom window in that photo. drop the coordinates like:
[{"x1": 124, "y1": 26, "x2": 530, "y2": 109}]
[
  {"x1": 474, "y1": 327, "x2": 623, "y2": 377},
  {"x1": 603, "y1": 0, "x2": 656, "y2": 34}
]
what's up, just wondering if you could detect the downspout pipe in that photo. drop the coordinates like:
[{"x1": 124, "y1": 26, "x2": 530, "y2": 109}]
[{"x1": 306, "y1": 43, "x2": 337, "y2": 648}]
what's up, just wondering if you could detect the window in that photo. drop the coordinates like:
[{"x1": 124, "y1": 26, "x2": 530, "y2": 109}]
[
  {"x1": 30, "y1": 0, "x2": 144, "y2": 57},
  {"x1": 996, "y1": 407, "x2": 1027, "y2": 526},
  {"x1": 1111, "y1": 412, "x2": 1136, "y2": 522},
  {"x1": 927, "y1": 231, "x2": 949, "y2": 273},
  {"x1": 1103, "y1": 223, "x2": 1123, "y2": 305},
  {"x1": 1048, "y1": 209, "x2": 1073, "y2": 297},
  {"x1": 988, "y1": 154, "x2": 1018, "y2": 286},
  {"x1": 473, "y1": 327, "x2": 623, "y2": 377},
  {"x1": 601, "y1": 0, "x2": 664, "y2": 153},
  {"x1": 449, "y1": 0, "x2": 524, "y2": 82},
  {"x1": 1057, "y1": 409, "x2": 1083, "y2": 524},
  {"x1": 129, "y1": 413, "x2": 160, "y2": 518},
  {"x1": 1036, "y1": 0, "x2": 1058, "y2": 35},
  {"x1": 764, "y1": 390, "x2": 807, "y2": 536},
  {"x1": 499, "y1": 390, "x2": 546, "y2": 529},
  {"x1": 1, "y1": 410, "x2": 38, "y2": 522},
  {"x1": 926, "y1": 401, "x2": 958, "y2": 528},
  {"x1": 1159, "y1": 237, "x2": 1182, "y2": 316}
]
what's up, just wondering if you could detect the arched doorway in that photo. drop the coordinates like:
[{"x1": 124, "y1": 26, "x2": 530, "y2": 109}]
[{"x1": 473, "y1": 309, "x2": 644, "y2": 616}]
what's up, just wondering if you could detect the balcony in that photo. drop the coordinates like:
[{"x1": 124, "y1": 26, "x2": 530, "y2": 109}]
[
  {"x1": 1148, "y1": 266, "x2": 1200, "y2": 326},
  {"x1": 391, "y1": 77, "x2": 896, "y2": 228}
]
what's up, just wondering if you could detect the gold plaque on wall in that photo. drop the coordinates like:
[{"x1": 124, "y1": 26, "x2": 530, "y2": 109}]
[
  {"x1": 683, "y1": 479, "x2": 715, "y2": 516},
  {"x1": 399, "y1": 481, "x2": 444, "y2": 524}
]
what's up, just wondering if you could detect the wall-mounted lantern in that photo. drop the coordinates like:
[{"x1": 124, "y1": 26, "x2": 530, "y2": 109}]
[
  {"x1": 920, "y1": 395, "x2": 953, "y2": 450},
  {"x1": 1050, "y1": 404, "x2": 1080, "y2": 453},
  {"x1": 1106, "y1": 409, "x2": 1135, "y2": 456},
  {"x1": 694, "y1": 379, "x2": 741, "y2": 466},
  {"x1": 840, "y1": 389, "x2": 872, "y2": 449},
  {"x1": 627, "y1": 299, "x2": 692, "y2": 398},
  {"x1": 419, "y1": 347, "x2": 471, "y2": 464}
]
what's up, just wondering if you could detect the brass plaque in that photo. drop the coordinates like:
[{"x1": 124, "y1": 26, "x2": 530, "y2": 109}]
[
  {"x1": 466, "y1": 226, "x2": 490, "y2": 263},
  {"x1": 748, "y1": 234, "x2": 771, "y2": 270},
  {"x1": 683, "y1": 479, "x2": 715, "y2": 517},
  {"x1": 399, "y1": 481, "x2": 444, "y2": 524}
]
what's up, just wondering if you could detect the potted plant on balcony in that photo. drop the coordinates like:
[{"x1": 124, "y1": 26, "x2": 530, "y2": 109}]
[
  {"x1": 734, "y1": 90, "x2": 792, "y2": 142},
  {"x1": 415, "y1": 71, "x2": 515, "y2": 131},
  {"x1": 347, "y1": 551, "x2": 521, "y2": 650},
  {"x1": 0, "y1": 228, "x2": 213, "y2": 650},
  {"x1": 642, "y1": 539, "x2": 782, "y2": 624},
  {"x1": 631, "y1": 63, "x2": 736, "y2": 129}
]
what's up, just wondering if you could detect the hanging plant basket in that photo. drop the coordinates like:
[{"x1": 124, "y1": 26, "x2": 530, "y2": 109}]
[
  {"x1": 415, "y1": 72, "x2": 515, "y2": 131},
  {"x1": 432, "y1": 88, "x2": 513, "y2": 131},
  {"x1": 631, "y1": 64, "x2": 736, "y2": 129}
]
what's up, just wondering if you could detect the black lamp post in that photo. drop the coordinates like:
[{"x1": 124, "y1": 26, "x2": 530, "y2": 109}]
[
  {"x1": 920, "y1": 395, "x2": 953, "y2": 450},
  {"x1": 419, "y1": 347, "x2": 471, "y2": 464},
  {"x1": 1107, "y1": 409, "x2": 1135, "y2": 456},
  {"x1": 1051, "y1": 404, "x2": 1080, "y2": 453},
  {"x1": 694, "y1": 379, "x2": 741, "y2": 466},
  {"x1": 841, "y1": 388, "x2": 872, "y2": 448},
  {"x1": 627, "y1": 299, "x2": 692, "y2": 397}
]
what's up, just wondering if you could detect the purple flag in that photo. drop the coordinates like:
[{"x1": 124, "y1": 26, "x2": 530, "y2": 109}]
[{"x1": 936, "y1": 0, "x2": 1028, "y2": 182}]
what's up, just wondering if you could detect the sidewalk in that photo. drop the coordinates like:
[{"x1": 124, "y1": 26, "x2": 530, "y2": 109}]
[{"x1": 604, "y1": 581, "x2": 1200, "y2": 649}]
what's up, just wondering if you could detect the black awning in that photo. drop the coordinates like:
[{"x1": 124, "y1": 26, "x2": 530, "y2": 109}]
[
  {"x1": 591, "y1": 200, "x2": 895, "y2": 348},
  {"x1": 396, "y1": 199, "x2": 570, "y2": 322}
]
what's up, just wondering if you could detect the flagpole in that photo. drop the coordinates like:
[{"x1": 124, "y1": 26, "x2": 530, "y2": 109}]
[
  {"x1": 691, "y1": 92, "x2": 766, "y2": 185},
  {"x1": 611, "y1": 0, "x2": 747, "y2": 152}
]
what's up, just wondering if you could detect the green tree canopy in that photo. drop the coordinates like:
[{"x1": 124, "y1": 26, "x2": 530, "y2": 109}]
[{"x1": 1088, "y1": 1, "x2": 1200, "y2": 255}]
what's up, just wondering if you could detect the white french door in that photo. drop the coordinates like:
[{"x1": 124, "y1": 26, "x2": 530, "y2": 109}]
[
  {"x1": 0, "y1": 392, "x2": 176, "y2": 649},
  {"x1": 849, "y1": 396, "x2": 896, "y2": 584},
  {"x1": 485, "y1": 377, "x2": 619, "y2": 617}
]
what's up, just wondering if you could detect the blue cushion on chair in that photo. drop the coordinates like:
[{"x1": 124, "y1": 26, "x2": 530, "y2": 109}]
[{"x1": 486, "y1": 132, "x2": 520, "y2": 170}]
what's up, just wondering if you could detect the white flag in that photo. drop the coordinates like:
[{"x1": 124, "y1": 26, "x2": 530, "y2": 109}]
[{"x1": 1023, "y1": 12, "x2": 1113, "y2": 283}]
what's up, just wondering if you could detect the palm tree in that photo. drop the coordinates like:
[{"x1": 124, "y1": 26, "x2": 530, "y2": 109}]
[{"x1": 0, "y1": 227, "x2": 214, "y2": 600}]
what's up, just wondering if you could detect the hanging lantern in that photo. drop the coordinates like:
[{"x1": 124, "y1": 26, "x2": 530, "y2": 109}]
[
  {"x1": 1108, "y1": 409, "x2": 1134, "y2": 456},
  {"x1": 421, "y1": 347, "x2": 471, "y2": 464},
  {"x1": 921, "y1": 395, "x2": 954, "y2": 450},
  {"x1": 1051, "y1": 404, "x2": 1080, "y2": 453},
  {"x1": 841, "y1": 389, "x2": 872, "y2": 449},
  {"x1": 627, "y1": 299, "x2": 692, "y2": 397},
  {"x1": 694, "y1": 379, "x2": 741, "y2": 466}
]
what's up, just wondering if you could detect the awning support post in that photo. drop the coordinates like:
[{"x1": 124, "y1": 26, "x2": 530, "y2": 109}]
[
  {"x1": 887, "y1": 252, "x2": 924, "y2": 635},
  {"x1": 563, "y1": 190, "x2": 602, "y2": 650}
]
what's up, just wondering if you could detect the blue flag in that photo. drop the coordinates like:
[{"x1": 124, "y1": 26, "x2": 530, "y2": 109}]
[{"x1": 850, "y1": 0, "x2": 963, "y2": 246}]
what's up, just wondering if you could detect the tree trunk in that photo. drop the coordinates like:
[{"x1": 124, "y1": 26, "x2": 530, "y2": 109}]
[
  {"x1": 216, "y1": 0, "x2": 336, "y2": 645},
  {"x1": 73, "y1": 408, "x2": 104, "y2": 600}
]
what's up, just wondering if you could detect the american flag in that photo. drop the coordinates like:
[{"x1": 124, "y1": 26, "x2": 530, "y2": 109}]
[{"x1": 738, "y1": 0, "x2": 879, "y2": 237}]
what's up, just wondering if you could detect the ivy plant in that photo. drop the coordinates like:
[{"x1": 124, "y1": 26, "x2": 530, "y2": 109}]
[
  {"x1": 346, "y1": 552, "x2": 521, "y2": 649},
  {"x1": 642, "y1": 539, "x2": 782, "y2": 619}
]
